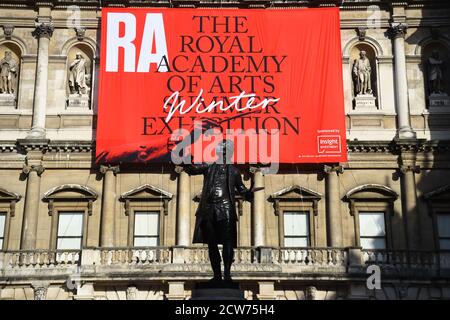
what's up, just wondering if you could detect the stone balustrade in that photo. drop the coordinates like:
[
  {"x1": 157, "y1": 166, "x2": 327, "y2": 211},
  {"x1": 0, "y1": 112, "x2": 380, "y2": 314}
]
[{"x1": 0, "y1": 247, "x2": 449, "y2": 281}]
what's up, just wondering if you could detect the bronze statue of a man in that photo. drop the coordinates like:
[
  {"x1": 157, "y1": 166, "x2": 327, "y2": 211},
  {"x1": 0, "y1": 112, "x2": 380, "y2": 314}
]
[
  {"x1": 0, "y1": 51, "x2": 17, "y2": 94},
  {"x1": 353, "y1": 50, "x2": 372, "y2": 95},
  {"x1": 184, "y1": 140, "x2": 253, "y2": 283}
]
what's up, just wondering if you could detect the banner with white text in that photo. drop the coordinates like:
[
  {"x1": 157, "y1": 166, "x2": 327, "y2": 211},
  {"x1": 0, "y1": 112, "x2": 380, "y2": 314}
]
[{"x1": 96, "y1": 8, "x2": 347, "y2": 164}]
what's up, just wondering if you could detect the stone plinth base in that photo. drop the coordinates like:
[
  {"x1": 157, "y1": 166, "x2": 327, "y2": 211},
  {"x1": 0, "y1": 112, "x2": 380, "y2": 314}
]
[
  {"x1": 0, "y1": 93, "x2": 16, "y2": 107},
  {"x1": 191, "y1": 282, "x2": 244, "y2": 300},
  {"x1": 354, "y1": 94, "x2": 377, "y2": 111},
  {"x1": 429, "y1": 93, "x2": 450, "y2": 107},
  {"x1": 67, "y1": 94, "x2": 90, "y2": 108}
]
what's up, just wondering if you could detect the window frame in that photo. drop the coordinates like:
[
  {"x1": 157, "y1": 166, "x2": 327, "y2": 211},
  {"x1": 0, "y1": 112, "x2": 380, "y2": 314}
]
[
  {"x1": 423, "y1": 185, "x2": 450, "y2": 251},
  {"x1": 0, "y1": 188, "x2": 21, "y2": 251},
  {"x1": 435, "y1": 211, "x2": 450, "y2": 250},
  {"x1": 352, "y1": 203, "x2": 393, "y2": 250},
  {"x1": 132, "y1": 209, "x2": 161, "y2": 247},
  {"x1": 55, "y1": 210, "x2": 85, "y2": 250},
  {"x1": 358, "y1": 211, "x2": 388, "y2": 250},
  {"x1": 282, "y1": 210, "x2": 311, "y2": 247}
]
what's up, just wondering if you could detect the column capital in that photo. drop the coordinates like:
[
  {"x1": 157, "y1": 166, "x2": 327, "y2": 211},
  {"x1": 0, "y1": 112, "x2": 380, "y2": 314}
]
[
  {"x1": 99, "y1": 164, "x2": 120, "y2": 175},
  {"x1": 22, "y1": 164, "x2": 45, "y2": 176},
  {"x1": 323, "y1": 164, "x2": 344, "y2": 174},
  {"x1": 388, "y1": 23, "x2": 408, "y2": 39},
  {"x1": 399, "y1": 164, "x2": 420, "y2": 174},
  {"x1": 32, "y1": 22, "x2": 54, "y2": 39},
  {"x1": 32, "y1": 283, "x2": 49, "y2": 300}
]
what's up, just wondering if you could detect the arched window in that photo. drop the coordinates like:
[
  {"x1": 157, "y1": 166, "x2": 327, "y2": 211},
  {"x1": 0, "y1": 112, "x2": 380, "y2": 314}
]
[{"x1": 345, "y1": 184, "x2": 398, "y2": 250}]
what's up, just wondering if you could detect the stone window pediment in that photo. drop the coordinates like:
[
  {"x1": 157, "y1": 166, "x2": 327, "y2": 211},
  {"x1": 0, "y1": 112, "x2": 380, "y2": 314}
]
[
  {"x1": 120, "y1": 184, "x2": 173, "y2": 216},
  {"x1": 344, "y1": 184, "x2": 397, "y2": 249},
  {"x1": 0, "y1": 188, "x2": 21, "y2": 250},
  {"x1": 269, "y1": 185, "x2": 323, "y2": 247},
  {"x1": 119, "y1": 184, "x2": 173, "y2": 246},
  {"x1": 42, "y1": 184, "x2": 98, "y2": 249}
]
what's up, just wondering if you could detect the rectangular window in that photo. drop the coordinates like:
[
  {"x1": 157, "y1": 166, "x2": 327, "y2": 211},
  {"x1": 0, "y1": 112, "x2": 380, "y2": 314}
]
[
  {"x1": 359, "y1": 212, "x2": 386, "y2": 250},
  {"x1": 283, "y1": 211, "x2": 309, "y2": 247},
  {"x1": 437, "y1": 213, "x2": 450, "y2": 250},
  {"x1": 134, "y1": 211, "x2": 160, "y2": 247},
  {"x1": 57, "y1": 212, "x2": 83, "y2": 250},
  {"x1": 0, "y1": 213, "x2": 5, "y2": 249}
]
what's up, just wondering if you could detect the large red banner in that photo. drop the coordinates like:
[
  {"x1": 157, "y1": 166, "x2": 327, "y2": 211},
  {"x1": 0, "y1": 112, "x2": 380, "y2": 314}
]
[{"x1": 96, "y1": 8, "x2": 347, "y2": 164}]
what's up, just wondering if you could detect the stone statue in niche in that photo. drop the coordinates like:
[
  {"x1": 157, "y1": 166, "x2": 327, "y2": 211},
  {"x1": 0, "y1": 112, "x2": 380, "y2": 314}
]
[
  {"x1": 67, "y1": 52, "x2": 90, "y2": 108},
  {"x1": 352, "y1": 50, "x2": 376, "y2": 110},
  {"x1": 0, "y1": 50, "x2": 18, "y2": 107},
  {"x1": 427, "y1": 50, "x2": 449, "y2": 107},
  {"x1": 353, "y1": 51, "x2": 372, "y2": 95},
  {"x1": 69, "y1": 52, "x2": 88, "y2": 94}
]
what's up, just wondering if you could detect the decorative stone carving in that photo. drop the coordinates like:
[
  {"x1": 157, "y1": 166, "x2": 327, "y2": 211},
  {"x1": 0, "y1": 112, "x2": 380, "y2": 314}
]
[
  {"x1": 33, "y1": 285, "x2": 48, "y2": 300},
  {"x1": 0, "y1": 50, "x2": 18, "y2": 107},
  {"x1": 356, "y1": 26, "x2": 367, "y2": 41},
  {"x1": 2, "y1": 24, "x2": 14, "y2": 39},
  {"x1": 75, "y1": 27, "x2": 86, "y2": 41},
  {"x1": 22, "y1": 164, "x2": 45, "y2": 177},
  {"x1": 388, "y1": 23, "x2": 408, "y2": 39},
  {"x1": 32, "y1": 23, "x2": 54, "y2": 39},
  {"x1": 305, "y1": 286, "x2": 317, "y2": 300},
  {"x1": 126, "y1": 286, "x2": 138, "y2": 300}
]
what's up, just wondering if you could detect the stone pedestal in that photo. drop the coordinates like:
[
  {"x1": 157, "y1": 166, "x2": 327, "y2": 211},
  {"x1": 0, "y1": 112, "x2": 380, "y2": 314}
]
[
  {"x1": 67, "y1": 94, "x2": 90, "y2": 108},
  {"x1": 191, "y1": 282, "x2": 244, "y2": 300},
  {"x1": 354, "y1": 94, "x2": 377, "y2": 111},
  {"x1": 0, "y1": 93, "x2": 16, "y2": 107},
  {"x1": 429, "y1": 93, "x2": 450, "y2": 108}
]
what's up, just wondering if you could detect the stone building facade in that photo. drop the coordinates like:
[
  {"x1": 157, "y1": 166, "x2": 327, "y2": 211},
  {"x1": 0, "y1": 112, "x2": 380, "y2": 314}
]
[{"x1": 1, "y1": 0, "x2": 450, "y2": 300}]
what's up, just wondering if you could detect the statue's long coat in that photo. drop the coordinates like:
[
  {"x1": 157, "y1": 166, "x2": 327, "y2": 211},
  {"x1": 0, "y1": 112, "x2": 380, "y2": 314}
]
[{"x1": 184, "y1": 163, "x2": 250, "y2": 247}]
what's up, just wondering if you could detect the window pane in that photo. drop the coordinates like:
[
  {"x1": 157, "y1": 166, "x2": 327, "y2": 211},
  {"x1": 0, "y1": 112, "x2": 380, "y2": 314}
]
[
  {"x1": 361, "y1": 237, "x2": 386, "y2": 250},
  {"x1": 57, "y1": 237, "x2": 82, "y2": 250},
  {"x1": 135, "y1": 212, "x2": 159, "y2": 236},
  {"x1": 0, "y1": 214, "x2": 5, "y2": 237},
  {"x1": 284, "y1": 237, "x2": 308, "y2": 247},
  {"x1": 58, "y1": 212, "x2": 83, "y2": 237},
  {"x1": 439, "y1": 239, "x2": 450, "y2": 250},
  {"x1": 284, "y1": 212, "x2": 309, "y2": 236},
  {"x1": 134, "y1": 237, "x2": 158, "y2": 247},
  {"x1": 359, "y1": 212, "x2": 385, "y2": 237},
  {"x1": 437, "y1": 214, "x2": 450, "y2": 238},
  {"x1": 0, "y1": 239, "x2": 3, "y2": 249}
]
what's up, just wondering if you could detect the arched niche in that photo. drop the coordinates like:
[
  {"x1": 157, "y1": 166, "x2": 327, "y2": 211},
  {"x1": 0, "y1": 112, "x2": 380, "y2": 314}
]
[
  {"x1": 420, "y1": 40, "x2": 450, "y2": 107},
  {"x1": 66, "y1": 42, "x2": 95, "y2": 109},
  {"x1": 0, "y1": 41, "x2": 22, "y2": 107},
  {"x1": 349, "y1": 42, "x2": 379, "y2": 109}
]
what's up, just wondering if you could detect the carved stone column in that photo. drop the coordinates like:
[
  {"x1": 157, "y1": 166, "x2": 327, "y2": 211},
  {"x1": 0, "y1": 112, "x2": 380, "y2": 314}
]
[
  {"x1": 28, "y1": 23, "x2": 54, "y2": 139},
  {"x1": 175, "y1": 166, "x2": 191, "y2": 246},
  {"x1": 250, "y1": 167, "x2": 266, "y2": 247},
  {"x1": 21, "y1": 164, "x2": 44, "y2": 250},
  {"x1": 399, "y1": 164, "x2": 421, "y2": 250},
  {"x1": 100, "y1": 165, "x2": 119, "y2": 247},
  {"x1": 324, "y1": 165, "x2": 344, "y2": 247},
  {"x1": 389, "y1": 23, "x2": 416, "y2": 139}
]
